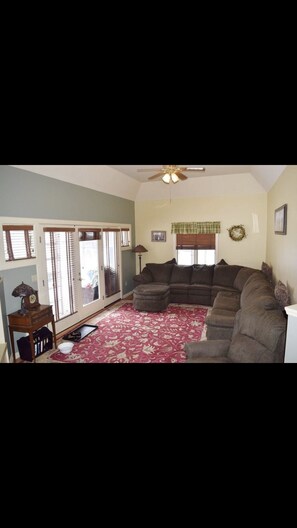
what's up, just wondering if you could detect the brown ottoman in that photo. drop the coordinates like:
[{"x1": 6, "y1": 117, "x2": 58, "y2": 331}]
[{"x1": 133, "y1": 284, "x2": 170, "y2": 312}]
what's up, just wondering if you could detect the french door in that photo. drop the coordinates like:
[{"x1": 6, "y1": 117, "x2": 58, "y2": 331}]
[{"x1": 39, "y1": 225, "x2": 121, "y2": 334}]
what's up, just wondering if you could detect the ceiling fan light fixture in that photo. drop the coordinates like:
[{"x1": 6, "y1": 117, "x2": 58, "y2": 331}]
[
  {"x1": 171, "y1": 173, "x2": 180, "y2": 184},
  {"x1": 162, "y1": 173, "x2": 171, "y2": 184}
]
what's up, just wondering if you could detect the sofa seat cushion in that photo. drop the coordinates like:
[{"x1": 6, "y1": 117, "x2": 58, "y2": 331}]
[
  {"x1": 211, "y1": 285, "x2": 238, "y2": 305},
  {"x1": 170, "y1": 265, "x2": 192, "y2": 284},
  {"x1": 206, "y1": 309, "x2": 236, "y2": 328},
  {"x1": 213, "y1": 291, "x2": 240, "y2": 311},
  {"x1": 188, "y1": 284, "x2": 212, "y2": 294},
  {"x1": 169, "y1": 283, "x2": 190, "y2": 290},
  {"x1": 212, "y1": 285, "x2": 238, "y2": 295},
  {"x1": 133, "y1": 284, "x2": 170, "y2": 297},
  {"x1": 187, "y1": 357, "x2": 233, "y2": 363}
]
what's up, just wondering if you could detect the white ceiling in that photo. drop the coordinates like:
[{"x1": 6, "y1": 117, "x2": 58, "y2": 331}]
[
  {"x1": 108, "y1": 165, "x2": 286, "y2": 190},
  {"x1": 11, "y1": 165, "x2": 287, "y2": 202},
  {"x1": 108, "y1": 165, "x2": 252, "y2": 183}
]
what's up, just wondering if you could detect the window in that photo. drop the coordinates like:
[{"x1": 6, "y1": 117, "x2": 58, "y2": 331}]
[
  {"x1": 120, "y1": 228, "x2": 131, "y2": 249},
  {"x1": 2, "y1": 225, "x2": 35, "y2": 262},
  {"x1": 176, "y1": 233, "x2": 216, "y2": 265},
  {"x1": 43, "y1": 227, "x2": 76, "y2": 322},
  {"x1": 103, "y1": 229, "x2": 120, "y2": 297}
]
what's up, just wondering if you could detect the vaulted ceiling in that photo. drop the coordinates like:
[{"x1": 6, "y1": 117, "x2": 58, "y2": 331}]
[
  {"x1": 108, "y1": 165, "x2": 286, "y2": 190},
  {"x1": 11, "y1": 165, "x2": 286, "y2": 201}
]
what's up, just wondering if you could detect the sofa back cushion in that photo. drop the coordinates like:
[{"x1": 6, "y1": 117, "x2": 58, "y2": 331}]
[
  {"x1": 191, "y1": 264, "x2": 214, "y2": 285},
  {"x1": 233, "y1": 267, "x2": 257, "y2": 291},
  {"x1": 240, "y1": 272, "x2": 279, "y2": 309},
  {"x1": 170, "y1": 265, "x2": 193, "y2": 284},
  {"x1": 146, "y1": 263, "x2": 174, "y2": 283},
  {"x1": 213, "y1": 265, "x2": 242, "y2": 287}
]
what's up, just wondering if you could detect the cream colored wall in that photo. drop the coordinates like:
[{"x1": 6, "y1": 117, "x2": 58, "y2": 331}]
[
  {"x1": 135, "y1": 193, "x2": 267, "y2": 270},
  {"x1": 267, "y1": 166, "x2": 297, "y2": 304}
]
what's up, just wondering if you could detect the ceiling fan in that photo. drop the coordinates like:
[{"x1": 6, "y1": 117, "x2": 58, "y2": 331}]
[{"x1": 137, "y1": 165, "x2": 205, "y2": 184}]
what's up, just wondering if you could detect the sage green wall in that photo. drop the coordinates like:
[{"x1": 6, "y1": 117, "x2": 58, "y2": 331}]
[
  {"x1": 0, "y1": 165, "x2": 136, "y2": 295},
  {"x1": 267, "y1": 166, "x2": 297, "y2": 304}
]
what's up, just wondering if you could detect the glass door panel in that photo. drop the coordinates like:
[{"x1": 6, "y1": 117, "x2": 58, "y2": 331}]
[
  {"x1": 103, "y1": 230, "x2": 121, "y2": 304},
  {"x1": 77, "y1": 229, "x2": 104, "y2": 319}
]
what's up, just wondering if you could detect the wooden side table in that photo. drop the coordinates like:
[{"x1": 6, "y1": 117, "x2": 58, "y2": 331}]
[{"x1": 8, "y1": 305, "x2": 57, "y2": 363}]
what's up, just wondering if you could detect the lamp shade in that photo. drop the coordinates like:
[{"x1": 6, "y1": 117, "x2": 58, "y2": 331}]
[
  {"x1": 132, "y1": 245, "x2": 148, "y2": 254},
  {"x1": 12, "y1": 282, "x2": 35, "y2": 297}
]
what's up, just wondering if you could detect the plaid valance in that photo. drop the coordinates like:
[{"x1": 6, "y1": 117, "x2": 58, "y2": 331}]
[{"x1": 171, "y1": 222, "x2": 221, "y2": 234}]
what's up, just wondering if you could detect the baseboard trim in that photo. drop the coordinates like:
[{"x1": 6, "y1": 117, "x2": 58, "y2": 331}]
[{"x1": 122, "y1": 291, "x2": 133, "y2": 299}]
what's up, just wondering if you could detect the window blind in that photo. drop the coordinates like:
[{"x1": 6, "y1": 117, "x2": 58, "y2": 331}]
[
  {"x1": 176, "y1": 233, "x2": 215, "y2": 250},
  {"x1": 43, "y1": 228, "x2": 76, "y2": 321},
  {"x1": 2, "y1": 225, "x2": 35, "y2": 261}
]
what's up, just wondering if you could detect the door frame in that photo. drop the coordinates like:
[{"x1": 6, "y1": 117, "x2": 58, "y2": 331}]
[{"x1": 36, "y1": 220, "x2": 124, "y2": 334}]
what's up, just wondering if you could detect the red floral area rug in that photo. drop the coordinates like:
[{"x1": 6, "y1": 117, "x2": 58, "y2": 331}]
[{"x1": 49, "y1": 303, "x2": 209, "y2": 363}]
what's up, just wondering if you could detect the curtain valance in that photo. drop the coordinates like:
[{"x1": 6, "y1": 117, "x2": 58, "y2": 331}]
[{"x1": 171, "y1": 222, "x2": 221, "y2": 234}]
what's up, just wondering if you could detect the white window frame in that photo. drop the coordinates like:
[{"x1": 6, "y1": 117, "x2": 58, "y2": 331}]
[
  {"x1": 0, "y1": 217, "x2": 39, "y2": 270},
  {"x1": 174, "y1": 233, "x2": 219, "y2": 264},
  {"x1": 120, "y1": 224, "x2": 132, "y2": 250}
]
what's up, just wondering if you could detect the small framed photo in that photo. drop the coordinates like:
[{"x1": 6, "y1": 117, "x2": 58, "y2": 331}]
[
  {"x1": 274, "y1": 204, "x2": 287, "y2": 235},
  {"x1": 151, "y1": 230, "x2": 166, "y2": 242}
]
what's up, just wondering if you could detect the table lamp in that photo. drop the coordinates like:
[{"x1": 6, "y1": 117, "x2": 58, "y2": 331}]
[{"x1": 12, "y1": 281, "x2": 35, "y2": 315}]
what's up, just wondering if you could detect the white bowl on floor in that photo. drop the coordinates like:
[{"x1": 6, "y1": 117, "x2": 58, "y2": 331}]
[{"x1": 58, "y1": 342, "x2": 74, "y2": 354}]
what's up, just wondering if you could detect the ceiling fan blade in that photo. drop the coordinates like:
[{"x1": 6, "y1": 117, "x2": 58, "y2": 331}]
[
  {"x1": 148, "y1": 172, "x2": 165, "y2": 181},
  {"x1": 176, "y1": 172, "x2": 188, "y2": 181},
  {"x1": 183, "y1": 167, "x2": 205, "y2": 172}
]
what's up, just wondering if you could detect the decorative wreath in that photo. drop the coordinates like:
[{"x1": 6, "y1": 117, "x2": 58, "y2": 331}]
[{"x1": 227, "y1": 224, "x2": 246, "y2": 242}]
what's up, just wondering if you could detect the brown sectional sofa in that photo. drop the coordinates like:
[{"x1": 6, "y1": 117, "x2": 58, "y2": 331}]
[
  {"x1": 185, "y1": 270, "x2": 287, "y2": 363},
  {"x1": 133, "y1": 261, "x2": 287, "y2": 363},
  {"x1": 133, "y1": 261, "x2": 257, "y2": 308}
]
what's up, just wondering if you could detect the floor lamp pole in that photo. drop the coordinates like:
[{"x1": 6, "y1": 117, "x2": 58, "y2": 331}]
[
  {"x1": 138, "y1": 253, "x2": 142, "y2": 274},
  {"x1": 133, "y1": 245, "x2": 148, "y2": 275}
]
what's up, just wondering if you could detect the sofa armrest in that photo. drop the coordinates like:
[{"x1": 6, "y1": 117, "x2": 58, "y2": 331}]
[
  {"x1": 133, "y1": 267, "x2": 153, "y2": 285},
  {"x1": 184, "y1": 339, "x2": 231, "y2": 359},
  {"x1": 133, "y1": 273, "x2": 153, "y2": 286}
]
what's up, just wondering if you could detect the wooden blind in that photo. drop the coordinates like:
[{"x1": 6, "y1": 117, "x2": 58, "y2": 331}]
[
  {"x1": 43, "y1": 227, "x2": 75, "y2": 232},
  {"x1": 2, "y1": 225, "x2": 35, "y2": 261},
  {"x1": 176, "y1": 233, "x2": 215, "y2": 250},
  {"x1": 44, "y1": 229, "x2": 76, "y2": 321},
  {"x1": 79, "y1": 228, "x2": 101, "y2": 241}
]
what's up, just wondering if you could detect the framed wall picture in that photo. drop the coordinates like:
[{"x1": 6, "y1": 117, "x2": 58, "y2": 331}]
[
  {"x1": 151, "y1": 230, "x2": 166, "y2": 242},
  {"x1": 274, "y1": 204, "x2": 287, "y2": 235}
]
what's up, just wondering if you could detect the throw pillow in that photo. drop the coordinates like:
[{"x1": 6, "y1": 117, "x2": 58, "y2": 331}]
[
  {"x1": 217, "y1": 259, "x2": 228, "y2": 265},
  {"x1": 274, "y1": 280, "x2": 290, "y2": 309},
  {"x1": 261, "y1": 262, "x2": 273, "y2": 285}
]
